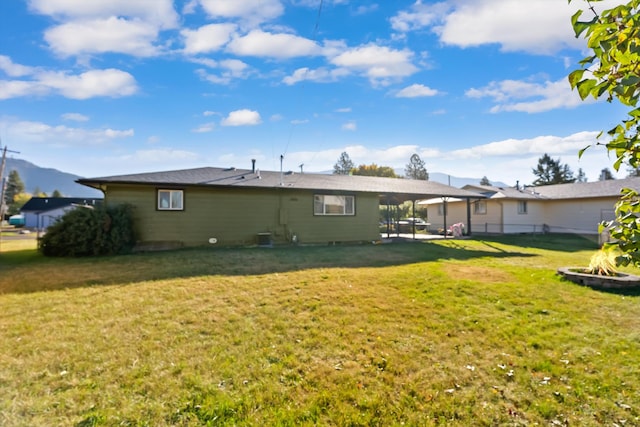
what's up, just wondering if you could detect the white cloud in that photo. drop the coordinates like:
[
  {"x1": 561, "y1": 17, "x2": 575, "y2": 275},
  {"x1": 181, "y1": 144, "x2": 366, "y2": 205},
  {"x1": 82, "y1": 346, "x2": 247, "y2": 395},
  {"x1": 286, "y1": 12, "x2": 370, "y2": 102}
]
[
  {"x1": 198, "y1": 0, "x2": 284, "y2": 25},
  {"x1": 466, "y1": 77, "x2": 589, "y2": 113},
  {"x1": 38, "y1": 69, "x2": 138, "y2": 99},
  {"x1": 390, "y1": 1, "x2": 444, "y2": 33},
  {"x1": 335, "y1": 107, "x2": 352, "y2": 113},
  {"x1": 195, "y1": 59, "x2": 251, "y2": 85},
  {"x1": 227, "y1": 30, "x2": 320, "y2": 58},
  {"x1": 391, "y1": 0, "x2": 624, "y2": 55},
  {"x1": 221, "y1": 109, "x2": 262, "y2": 126},
  {"x1": 353, "y1": 5, "x2": 379, "y2": 15},
  {"x1": 279, "y1": 132, "x2": 613, "y2": 185},
  {"x1": 330, "y1": 44, "x2": 418, "y2": 86},
  {"x1": 62, "y1": 113, "x2": 89, "y2": 122},
  {"x1": 203, "y1": 110, "x2": 217, "y2": 117},
  {"x1": 1, "y1": 118, "x2": 134, "y2": 146},
  {"x1": 0, "y1": 55, "x2": 36, "y2": 77},
  {"x1": 342, "y1": 121, "x2": 357, "y2": 131},
  {"x1": 283, "y1": 67, "x2": 350, "y2": 85},
  {"x1": 192, "y1": 123, "x2": 216, "y2": 133},
  {"x1": 181, "y1": 23, "x2": 237, "y2": 55},
  {"x1": 0, "y1": 60, "x2": 138, "y2": 100},
  {"x1": 0, "y1": 80, "x2": 47, "y2": 99},
  {"x1": 395, "y1": 83, "x2": 439, "y2": 98},
  {"x1": 27, "y1": 0, "x2": 178, "y2": 28},
  {"x1": 449, "y1": 131, "x2": 600, "y2": 158},
  {"x1": 44, "y1": 17, "x2": 162, "y2": 57}
]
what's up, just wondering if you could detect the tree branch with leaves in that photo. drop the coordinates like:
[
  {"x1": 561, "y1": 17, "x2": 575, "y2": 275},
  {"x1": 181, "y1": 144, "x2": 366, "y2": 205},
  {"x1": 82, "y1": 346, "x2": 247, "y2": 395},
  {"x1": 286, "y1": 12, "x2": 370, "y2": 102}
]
[{"x1": 568, "y1": 0, "x2": 640, "y2": 265}]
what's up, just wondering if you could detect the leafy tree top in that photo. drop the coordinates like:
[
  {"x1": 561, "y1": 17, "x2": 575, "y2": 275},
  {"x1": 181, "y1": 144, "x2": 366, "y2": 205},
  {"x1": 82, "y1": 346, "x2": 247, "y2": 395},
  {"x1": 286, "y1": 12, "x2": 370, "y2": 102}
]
[
  {"x1": 569, "y1": 0, "x2": 640, "y2": 266},
  {"x1": 352, "y1": 163, "x2": 398, "y2": 178},
  {"x1": 479, "y1": 176, "x2": 491, "y2": 186}
]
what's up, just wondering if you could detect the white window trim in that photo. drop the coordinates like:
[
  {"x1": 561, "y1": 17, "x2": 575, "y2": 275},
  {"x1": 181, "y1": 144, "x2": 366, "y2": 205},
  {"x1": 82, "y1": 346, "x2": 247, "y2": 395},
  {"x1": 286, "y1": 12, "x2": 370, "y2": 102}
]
[
  {"x1": 517, "y1": 200, "x2": 528, "y2": 215},
  {"x1": 474, "y1": 200, "x2": 487, "y2": 215},
  {"x1": 314, "y1": 194, "x2": 355, "y2": 216},
  {"x1": 438, "y1": 204, "x2": 447, "y2": 216},
  {"x1": 158, "y1": 189, "x2": 184, "y2": 211}
]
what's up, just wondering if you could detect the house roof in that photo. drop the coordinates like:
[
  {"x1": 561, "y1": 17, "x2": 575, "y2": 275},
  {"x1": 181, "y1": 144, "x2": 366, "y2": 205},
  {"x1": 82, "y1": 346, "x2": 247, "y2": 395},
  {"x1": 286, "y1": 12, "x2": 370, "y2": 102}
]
[
  {"x1": 77, "y1": 166, "x2": 485, "y2": 203},
  {"x1": 20, "y1": 197, "x2": 102, "y2": 213},
  {"x1": 462, "y1": 177, "x2": 640, "y2": 201}
]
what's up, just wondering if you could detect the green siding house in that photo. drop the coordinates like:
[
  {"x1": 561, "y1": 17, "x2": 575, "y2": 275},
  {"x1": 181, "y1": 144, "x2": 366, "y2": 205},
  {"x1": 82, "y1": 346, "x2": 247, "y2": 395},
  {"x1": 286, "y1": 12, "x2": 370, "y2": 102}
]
[{"x1": 77, "y1": 166, "x2": 482, "y2": 248}]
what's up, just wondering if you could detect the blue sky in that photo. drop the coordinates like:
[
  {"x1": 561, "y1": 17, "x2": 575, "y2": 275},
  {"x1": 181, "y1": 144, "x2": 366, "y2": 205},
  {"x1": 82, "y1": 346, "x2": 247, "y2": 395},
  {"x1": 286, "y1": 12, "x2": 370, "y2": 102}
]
[{"x1": 0, "y1": 0, "x2": 630, "y2": 186}]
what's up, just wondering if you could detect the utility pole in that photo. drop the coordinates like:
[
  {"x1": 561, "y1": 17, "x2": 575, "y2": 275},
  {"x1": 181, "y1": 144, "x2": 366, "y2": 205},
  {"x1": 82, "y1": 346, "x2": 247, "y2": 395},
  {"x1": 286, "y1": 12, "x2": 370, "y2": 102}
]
[{"x1": 0, "y1": 143, "x2": 21, "y2": 252}]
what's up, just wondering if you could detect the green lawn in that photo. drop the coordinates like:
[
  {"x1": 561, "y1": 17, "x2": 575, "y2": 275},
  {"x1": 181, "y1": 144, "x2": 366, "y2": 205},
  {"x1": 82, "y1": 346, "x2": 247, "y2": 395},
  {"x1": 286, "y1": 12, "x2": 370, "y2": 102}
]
[{"x1": 1, "y1": 235, "x2": 639, "y2": 426}]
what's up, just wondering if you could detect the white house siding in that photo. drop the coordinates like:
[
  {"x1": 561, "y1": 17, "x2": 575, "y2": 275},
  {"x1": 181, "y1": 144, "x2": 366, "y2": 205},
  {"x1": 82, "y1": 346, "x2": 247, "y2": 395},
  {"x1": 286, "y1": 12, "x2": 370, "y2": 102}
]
[
  {"x1": 24, "y1": 206, "x2": 73, "y2": 229},
  {"x1": 500, "y1": 200, "x2": 546, "y2": 233},
  {"x1": 468, "y1": 200, "x2": 503, "y2": 234},
  {"x1": 428, "y1": 201, "x2": 467, "y2": 233},
  {"x1": 542, "y1": 198, "x2": 618, "y2": 234}
]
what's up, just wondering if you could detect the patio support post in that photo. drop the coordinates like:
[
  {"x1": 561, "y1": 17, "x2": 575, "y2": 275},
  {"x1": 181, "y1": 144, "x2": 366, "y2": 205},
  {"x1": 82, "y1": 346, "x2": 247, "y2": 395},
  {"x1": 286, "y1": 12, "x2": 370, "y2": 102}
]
[
  {"x1": 442, "y1": 197, "x2": 448, "y2": 239},
  {"x1": 466, "y1": 198, "x2": 472, "y2": 236},
  {"x1": 386, "y1": 196, "x2": 391, "y2": 238},
  {"x1": 412, "y1": 199, "x2": 416, "y2": 239}
]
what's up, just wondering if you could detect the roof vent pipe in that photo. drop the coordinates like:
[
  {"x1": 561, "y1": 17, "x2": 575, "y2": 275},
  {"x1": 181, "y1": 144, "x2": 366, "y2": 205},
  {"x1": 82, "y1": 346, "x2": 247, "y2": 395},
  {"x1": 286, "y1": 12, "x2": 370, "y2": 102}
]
[
  {"x1": 251, "y1": 159, "x2": 256, "y2": 173},
  {"x1": 280, "y1": 154, "x2": 284, "y2": 186}
]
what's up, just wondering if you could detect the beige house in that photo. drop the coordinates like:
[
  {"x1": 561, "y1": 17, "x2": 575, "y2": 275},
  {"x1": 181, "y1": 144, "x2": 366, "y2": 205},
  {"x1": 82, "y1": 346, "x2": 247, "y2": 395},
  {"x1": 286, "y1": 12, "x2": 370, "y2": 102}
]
[{"x1": 420, "y1": 178, "x2": 640, "y2": 235}]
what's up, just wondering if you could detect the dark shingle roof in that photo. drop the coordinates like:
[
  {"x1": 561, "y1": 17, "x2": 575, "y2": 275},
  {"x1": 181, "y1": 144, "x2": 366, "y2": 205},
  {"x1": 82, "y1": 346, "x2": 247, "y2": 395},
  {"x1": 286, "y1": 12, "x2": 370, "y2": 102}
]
[
  {"x1": 20, "y1": 197, "x2": 103, "y2": 212},
  {"x1": 77, "y1": 167, "x2": 484, "y2": 201}
]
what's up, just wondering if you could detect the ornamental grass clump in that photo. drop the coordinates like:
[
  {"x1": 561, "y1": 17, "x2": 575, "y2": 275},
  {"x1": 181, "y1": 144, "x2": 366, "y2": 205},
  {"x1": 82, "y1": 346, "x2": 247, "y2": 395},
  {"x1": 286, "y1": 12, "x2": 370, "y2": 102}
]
[{"x1": 587, "y1": 248, "x2": 618, "y2": 276}]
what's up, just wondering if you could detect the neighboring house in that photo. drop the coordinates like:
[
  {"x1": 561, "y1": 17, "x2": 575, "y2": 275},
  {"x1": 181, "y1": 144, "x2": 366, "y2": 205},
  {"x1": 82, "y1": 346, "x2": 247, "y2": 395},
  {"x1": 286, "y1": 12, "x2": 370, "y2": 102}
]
[
  {"x1": 420, "y1": 178, "x2": 640, "y2": 235},
  {"x1": 20, "y1": 197, "x2": 102, "y2": 229},
  {"x1": 77, "y1": 165, "x2": 484, "y2": 248}
]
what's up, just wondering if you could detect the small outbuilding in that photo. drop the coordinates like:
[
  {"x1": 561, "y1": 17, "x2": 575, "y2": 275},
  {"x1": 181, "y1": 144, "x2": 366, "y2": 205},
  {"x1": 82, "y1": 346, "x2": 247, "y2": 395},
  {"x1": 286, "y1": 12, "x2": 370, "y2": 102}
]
[{"x1": 20, "y1": 197, "x2": 103, "y2": 229}]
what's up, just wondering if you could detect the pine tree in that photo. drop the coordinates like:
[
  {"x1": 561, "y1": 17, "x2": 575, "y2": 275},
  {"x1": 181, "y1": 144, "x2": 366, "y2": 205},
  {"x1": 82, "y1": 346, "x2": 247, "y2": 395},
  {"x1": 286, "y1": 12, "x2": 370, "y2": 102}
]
[
  {"x1": 333, "y1": 152, "x2": 354, "y2": 175},
  {"x1": 576, "y1": 168, "x2": 587, "y2": 182},
  {"x1": 599, "y1": 168, "x2": 615, "y2": 181},
  {"x1": 532, "y1": 154, "x2": 576, "y2": 185},
  {"x1": 479, "y1": 176, "x2": 491, "y2": 186},
  {"x1": 404, "y1": 153, "x2": 428, "y2": 180},
  {"x1": 5, "y1": 170, "x2": 25, "y2": 203}
]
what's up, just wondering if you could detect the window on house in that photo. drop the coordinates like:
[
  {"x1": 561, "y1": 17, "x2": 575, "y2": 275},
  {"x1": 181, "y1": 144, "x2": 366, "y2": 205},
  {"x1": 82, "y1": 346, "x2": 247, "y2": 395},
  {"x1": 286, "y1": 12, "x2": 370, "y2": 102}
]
[
  {"x1": 158, "y1": 189, "x2": 184, "y2": 211},
  {"x1": 438, "y1": 204, "x2": 447, "y2": 216},
  {"x1": 474, "y1": 200, "x2": 487, "y2": 215},
  {"x1": 314, "y1": 194, "x2": 355, "y2": 216},
  {"x1": 517, "y1": 200, "x2": 528, "y2": 214}
]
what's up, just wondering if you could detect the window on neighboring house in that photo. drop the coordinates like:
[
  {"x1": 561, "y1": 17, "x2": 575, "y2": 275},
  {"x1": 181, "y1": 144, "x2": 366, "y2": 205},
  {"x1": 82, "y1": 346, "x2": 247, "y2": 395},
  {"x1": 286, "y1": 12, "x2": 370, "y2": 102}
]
[
  {"x1": 438, "y1": 203, "x2": 447, "y2": 216},
  {"x1": 473, "y1": 200, "x2": 487, "y2": 215},
  {"x1": 158, "y1": 189, "x2": 184, "y2": 211},
  {"x1": 314, "y1": 194, "x2": 355, "y2": 216},
  {"x1": 517, "y1": 200, "x2": 528, "y2": 214}
]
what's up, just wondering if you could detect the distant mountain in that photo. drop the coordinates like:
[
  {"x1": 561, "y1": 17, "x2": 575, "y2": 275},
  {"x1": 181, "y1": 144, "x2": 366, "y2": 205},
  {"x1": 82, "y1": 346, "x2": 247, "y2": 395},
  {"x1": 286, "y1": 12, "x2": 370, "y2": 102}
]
[
  {"x1": 2, "y1": 158, "x2": 102, "y2": 198},
  {"x1": 428, "y1": 172, "x2": 509, "y2": 188}
]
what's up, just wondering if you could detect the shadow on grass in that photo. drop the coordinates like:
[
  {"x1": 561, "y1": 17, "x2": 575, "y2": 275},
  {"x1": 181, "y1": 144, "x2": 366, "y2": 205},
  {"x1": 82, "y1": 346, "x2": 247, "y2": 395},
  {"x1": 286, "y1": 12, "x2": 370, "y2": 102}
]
[
  {"x1": 0, "y1": 234, "x2": 594, "y2": 295},
  {"x1": 472, "y1": 233, "x2": 599, "y2": 252}
]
